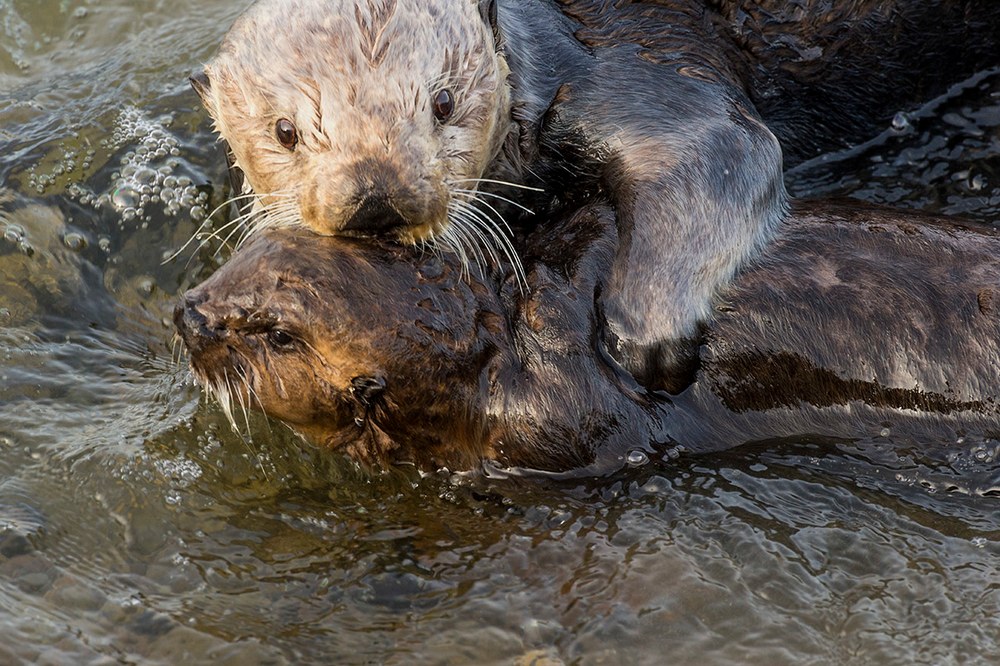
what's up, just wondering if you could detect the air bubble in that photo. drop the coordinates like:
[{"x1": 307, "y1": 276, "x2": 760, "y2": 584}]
[
  {"x1": 62, "y1": 232, "x2": 87, "y2": 252},
  {"x1": 133, "y1": 166, "x2": 158, "y2": 186},
  {"x1": 111, "y1": 185, "x2": 140, "y2": 210},
  {"x1": 626, "y1": 449, "x2": 649, "y2": 466},
  {"x1": 136, "y1": 277, "x2": 156, "y2": 297},
  {"x1": 4, "y1": 224, "x2": 25, "y2": 243}
]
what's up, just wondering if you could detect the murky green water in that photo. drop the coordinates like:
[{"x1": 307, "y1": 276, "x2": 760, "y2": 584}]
[{"x1": 2, "y1": 2, "x2": 1000, "y2": 664}]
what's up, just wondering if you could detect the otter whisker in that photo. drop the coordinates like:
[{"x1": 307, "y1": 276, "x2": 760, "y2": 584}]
[
  {"x1": 242, "y1": 374, "x2": 276, "y2": 445},
  {"x1": 171, "y1": 199, "x2": 276, "y2": 265},
  {"x1": 450, "y1": 188, "x2": 522, "y2": 249},
  {"x1": 164, "y1": 191, "x2": 292, "y2": 264},
  {"x1": 450, "y1": 218, "x2": 488, "y2": 279},
  {"x1": 449, "y1": 198, "x2": 527, "y2": 290},
  {"x1": 437, "y1": 222, "x2": 475, "y2": 281},
  {"x1": 451, "y1": 178, "x2": 545, "y2": 193},
  {"x1": 243, "y1": 380, "x2": 268, "y2": 427},
  {"x1": 452, "y1": 192, "x2": 519, "y2": 249},
  {"x1": 449, "y1": 201, "x2": 503, "y2": 265},
  {"x1": 194, "y1": 213, "x2": 253, "y2": 249},
  {"x1": 449, "y1": 202, "x2": 501, "y2": 268},
  {"x1": 171, "y1": 334, "x2": 184, "y2": 370},
  {"x1": 233, "y1": 369, "x2": 254, "y2": 439},
  {"x1": 220, "y1": 216, "x2": 260, "y2": 255},
  {"x1": 215, "y1": 369, "x2": 238, "y2": 431},
  {"x1": 452, "y1": 187, "x2": 535, "y2": 215},
  {"x1": 425, "y1": 71, "x2": 461, "y2": 90},
  {"x1": 230, "y1": 365, "x2": 272, "y2": 480},
  {"x1": 170, "y1": 191, "x2": 296, "y2": 263},
  {"x1": 233, "y1": 199, "x2": 302, "y2": 249},
  {"x1": 436, "y1": 232, "x2": 468, "y2": 281},
  {"x1": 201, "y1": 189, "x2": 300, "y2": 250},
  {"x1": 224, "y1": 199, "x2": 298, "y2": 249}
]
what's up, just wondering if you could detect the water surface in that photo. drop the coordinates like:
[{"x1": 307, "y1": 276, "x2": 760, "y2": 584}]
[{"x1": 2, "y1": 2, "x2": 1000, "y2": 664}]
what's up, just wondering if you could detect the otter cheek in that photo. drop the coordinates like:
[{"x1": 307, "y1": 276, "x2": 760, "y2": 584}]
[
  {"x1": 298, "y1": 187, "x2": 325, "y2": 234},
  {"x1": 255, "y1": 363, "x2": 313, "y2": 424},
  {"x1": 401, "y1": 177, "x2": 450, "y2": 242},
  {"x1": 298, "y1": 182, "x2": 350, "y2": 236}
]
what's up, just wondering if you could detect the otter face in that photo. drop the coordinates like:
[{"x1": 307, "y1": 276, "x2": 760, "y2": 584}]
[
  {"x1": 192, "y1": 0, "x2": 511, "y2": 248},
  {"x1": 173, "y1": 244, "x2": 372, "y2": 451},
  {"x1": 174, "y1": 229, "x2": 504, "y2": 468}
]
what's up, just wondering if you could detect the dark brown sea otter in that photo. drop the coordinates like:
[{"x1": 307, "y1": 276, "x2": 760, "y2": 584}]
[
  {"x1": 189, "y1": 0, "x2": 1000, "y2": 389},
  {"x1": 174, "y1": 201, "x2": 1000, "y2": 474}
]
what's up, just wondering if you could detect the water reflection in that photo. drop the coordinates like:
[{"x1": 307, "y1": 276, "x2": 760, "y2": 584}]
[{"x1": 1, "y1": 0, "x2": 1000, "y2": 663}]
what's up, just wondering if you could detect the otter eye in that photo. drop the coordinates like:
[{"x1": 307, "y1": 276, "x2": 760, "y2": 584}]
[
  {"x1": 267, "y1": 328, "x2": 295, "y2": 348},
  {"x1": 432, "y1": 89, "x2": 455, "y2": 123},
  {"x1": 275, "y1": 118, "x2": 298, "y2": 150}
]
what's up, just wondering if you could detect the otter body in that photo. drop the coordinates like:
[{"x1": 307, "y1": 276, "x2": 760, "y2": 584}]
[
  {"x1": 193, "y1": 0, "x2": 785, "y2": 389},
  {"x1": 175, "y1": 202, "x2": 1000, "y2": 473},
  {"x1": 192, "y1": 0, "x2": 1000, "y2": 389}
]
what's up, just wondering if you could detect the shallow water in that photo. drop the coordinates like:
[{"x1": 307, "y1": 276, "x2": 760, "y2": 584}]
[{"x1": 2, "y1": 2, "x2": 1000, "y2": 664}]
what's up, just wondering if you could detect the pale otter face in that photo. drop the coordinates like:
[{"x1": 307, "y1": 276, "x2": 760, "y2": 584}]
[{"x1": 193, "y1": 0, "x2": 511, "y2": 250}]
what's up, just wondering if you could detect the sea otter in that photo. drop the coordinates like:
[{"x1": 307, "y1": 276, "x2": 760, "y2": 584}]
[
  {"x1": 189, "y1": 0, "x2": 1000, "y2": 388},
  {"x1": 174, "y1": 201, "x2": 1000, "y2": 474},
  {"x1": 189, "y1": 0, "x2": 786, "y2": 390}
]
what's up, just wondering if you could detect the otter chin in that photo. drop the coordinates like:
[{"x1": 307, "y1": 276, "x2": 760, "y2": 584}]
[{"x1": 176, "y1": 201, "x2": 1000, "y2": 474}]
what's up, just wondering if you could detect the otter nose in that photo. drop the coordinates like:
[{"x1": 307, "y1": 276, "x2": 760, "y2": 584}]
[
  {"x1": 342, "y1": 194, "x2": 407, "y2": 234},
  {"x1": 174, "y1": 292, "x2": 218, "y2": 352}
]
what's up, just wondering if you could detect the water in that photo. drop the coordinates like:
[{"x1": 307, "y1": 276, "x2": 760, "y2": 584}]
[{"x1": 2, "y1": 1, "x2": 1000, "y2": 663}]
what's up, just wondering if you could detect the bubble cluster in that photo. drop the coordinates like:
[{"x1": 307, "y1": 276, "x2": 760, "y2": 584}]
[
  {"x1": 25, "y1": 141, "x2": 97, "y2": 194},
  {"x1": 60, "y1": 106, "x2": 210, "y2": 226},
  {"x1": 153, "y1": 456, "x2": 204, "y2": 487}
]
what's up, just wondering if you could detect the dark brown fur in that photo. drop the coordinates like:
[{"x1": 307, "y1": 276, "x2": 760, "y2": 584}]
[{"x1": 175, "y1": 201, "x2": 1000, "y2": 473}]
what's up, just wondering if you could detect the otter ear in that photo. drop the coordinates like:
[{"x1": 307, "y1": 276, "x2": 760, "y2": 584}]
[
  {"x1": 479, "y1": 0, "x2": 501, "y2": 49},
  {"x1": 189, "y1": 69, "x2": 212, "y2": 106}
]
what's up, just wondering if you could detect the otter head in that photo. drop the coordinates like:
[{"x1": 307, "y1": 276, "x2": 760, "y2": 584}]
[
  {"x1": 173, "y1": 228, "x2": 509, "y2": 469},
  {"x1": 191, "y1": 0, "x2": 511, "y2": 247}
]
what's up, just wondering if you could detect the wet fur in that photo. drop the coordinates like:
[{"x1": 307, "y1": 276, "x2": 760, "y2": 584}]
[
  {"x1": 176, "y1": 201, "x2": 1000, "y2": 473},
  {"x1": 195, "y1": 0, "x2": 511, "y2": 246},
  {"x1": 191, "y1": 0, "x2": 1000, "y2": 392}
]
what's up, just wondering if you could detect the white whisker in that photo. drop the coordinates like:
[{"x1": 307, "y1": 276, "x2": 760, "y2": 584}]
[
  {"x1": 451, "y1": 177, "x2": 545, "y2": 192},
  {"x1": 447, "y1": 197, "x2": 527, "y2": 291},
  {"x1": 450, "y1": 203, "x2": 500, "y2": 268},
  {"x1": 166, "y1": 188, "x2": 302, "y2": 263},
  {"x1": 452, "y1": 187, "x2": 535, "y2": 215}
]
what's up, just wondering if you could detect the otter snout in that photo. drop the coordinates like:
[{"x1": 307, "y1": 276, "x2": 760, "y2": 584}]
[
  {"x1": 173, "y1": 291, "x2": 230, "y2": 356},
  {"x1": 301, "y1": 157, "x2": 449, "y2": 241},
  {"x1": 341, "y1": 158, "x2": 433, "y2": 235},
  {"x1": 343, "y1": 194, "x2": 407, "y2": 233}
]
